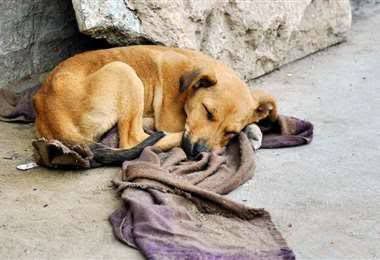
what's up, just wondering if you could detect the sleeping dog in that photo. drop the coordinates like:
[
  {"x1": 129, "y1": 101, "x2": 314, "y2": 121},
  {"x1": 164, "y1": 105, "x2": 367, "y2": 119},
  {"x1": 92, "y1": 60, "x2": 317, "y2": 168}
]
[{"x1": 33, "y1": 45, "x2": 277, "y2": 159}]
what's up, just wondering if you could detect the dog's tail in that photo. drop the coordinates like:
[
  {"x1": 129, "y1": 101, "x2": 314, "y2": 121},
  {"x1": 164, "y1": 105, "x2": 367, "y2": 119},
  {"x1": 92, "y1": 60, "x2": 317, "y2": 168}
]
[{"x1": 89, "y1": 131, "x2": 165, "y2": 166}]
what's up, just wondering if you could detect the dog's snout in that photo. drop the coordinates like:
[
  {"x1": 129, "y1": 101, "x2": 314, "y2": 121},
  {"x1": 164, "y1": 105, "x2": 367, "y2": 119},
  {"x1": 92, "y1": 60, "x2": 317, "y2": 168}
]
[
  {"x1": 181, "y1": 133, "x2": 193, "y2": 156},
  {"x1": 181, "y1": 133, "x2": 209, "y2": 159},
  {"x1": 193, "y1": 142, "x2": 207, "y2": 155}
]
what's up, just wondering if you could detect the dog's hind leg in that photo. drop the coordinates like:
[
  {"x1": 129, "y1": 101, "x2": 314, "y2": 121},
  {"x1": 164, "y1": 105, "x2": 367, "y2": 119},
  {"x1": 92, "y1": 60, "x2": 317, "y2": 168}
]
[
  {"x1": 83, "y1": 60, "x2": 150, "y2": 149},
  {"x1": 143, "y1": 117, "x2": 155, "y2": 132},
  {"x1": 118, "y1": 115, "x2": 150, "y2": 149},
  {"x1": 99, "y1": 62, "x2": 149, "y2": 149}
]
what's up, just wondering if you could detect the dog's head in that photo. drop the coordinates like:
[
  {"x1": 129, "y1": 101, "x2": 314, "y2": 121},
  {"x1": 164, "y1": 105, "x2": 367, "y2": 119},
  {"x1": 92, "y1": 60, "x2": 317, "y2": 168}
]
[{"x1": 180, "y1": 67, "x2": 277, "y2": 158}]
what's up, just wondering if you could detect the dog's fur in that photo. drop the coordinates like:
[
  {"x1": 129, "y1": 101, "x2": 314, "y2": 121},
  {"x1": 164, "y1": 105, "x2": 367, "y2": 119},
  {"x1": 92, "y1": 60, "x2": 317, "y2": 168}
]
[{"x1": 33, "y1": 45, "x2": 277, "y2": 157}]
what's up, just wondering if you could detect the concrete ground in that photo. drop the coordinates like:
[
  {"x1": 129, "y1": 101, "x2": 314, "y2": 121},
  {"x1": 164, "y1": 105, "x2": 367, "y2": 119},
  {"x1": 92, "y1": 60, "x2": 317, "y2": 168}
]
[{"x1": 1, "y1": 6, "x2": 379, "y2": 260}]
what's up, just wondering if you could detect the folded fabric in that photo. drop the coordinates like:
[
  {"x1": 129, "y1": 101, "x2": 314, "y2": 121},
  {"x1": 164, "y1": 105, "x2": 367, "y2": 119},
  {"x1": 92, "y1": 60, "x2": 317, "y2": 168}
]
[
  {"x1": 110, "y1": 134, "x2": 296, "y2": 259},
  {"x1": 0, "y1": 85, "x2": 37, "y2": 122}
]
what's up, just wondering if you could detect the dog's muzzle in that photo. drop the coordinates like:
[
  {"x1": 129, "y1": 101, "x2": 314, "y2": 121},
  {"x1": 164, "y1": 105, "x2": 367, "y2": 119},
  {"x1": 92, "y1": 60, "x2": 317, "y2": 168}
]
[{"x1": 181, "y1": 132, "x2": 209, "y2": 159}]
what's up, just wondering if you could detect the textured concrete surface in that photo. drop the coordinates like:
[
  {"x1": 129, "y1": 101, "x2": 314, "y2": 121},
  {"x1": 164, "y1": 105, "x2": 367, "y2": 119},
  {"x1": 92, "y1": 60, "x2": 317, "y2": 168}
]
[
  {"x1": 0, "y1": 123, "x2": 142, "y2": 259},
  {"x1": 72, "y1": 0, "x2": 352, "y2": 81},
  {"x1": 1, "y1": 6, "x2": 379, "y2": 260},
  {"x1": 0, "y1": 1, "x2": 86, "y2": 88}
]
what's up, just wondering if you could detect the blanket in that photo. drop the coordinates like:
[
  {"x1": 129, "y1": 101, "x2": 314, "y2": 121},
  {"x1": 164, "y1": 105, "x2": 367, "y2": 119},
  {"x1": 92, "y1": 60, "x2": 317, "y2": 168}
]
[{"x1": 0, "y1": 85, "x2": 313, "y2": 259}]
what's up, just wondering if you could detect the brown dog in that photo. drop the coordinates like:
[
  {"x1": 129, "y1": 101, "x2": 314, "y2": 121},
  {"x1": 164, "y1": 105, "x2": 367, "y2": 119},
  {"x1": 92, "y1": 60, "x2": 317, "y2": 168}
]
[{"x1": 33, "y1": 45, "x2": 277, "y2": 158}]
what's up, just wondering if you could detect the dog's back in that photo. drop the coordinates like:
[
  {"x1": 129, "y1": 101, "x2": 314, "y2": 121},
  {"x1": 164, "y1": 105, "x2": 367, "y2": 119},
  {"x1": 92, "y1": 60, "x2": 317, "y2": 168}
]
[{"x1": 33, "y1": 46, "x2": 213, "y2": 143}]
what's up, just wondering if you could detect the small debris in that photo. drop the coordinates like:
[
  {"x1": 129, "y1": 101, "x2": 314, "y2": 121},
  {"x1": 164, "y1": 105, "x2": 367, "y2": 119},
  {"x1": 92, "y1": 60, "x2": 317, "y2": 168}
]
[
  {"x1": 287, "y1": 73, "x2": 293, "y2": 77},
  {"x1": 43, "y1": 204, "x2": 48, "y2": 208},
  {"x1": 33, "y1": 188, "x2": 37, "y2": 191},
  {"x1": 362, "y1": 76, "x2": 366, "y2": 80},
  {"x1": 16, "y1": 162, "x2": 39, "y2": 171},
  {"x1": 288, "y1": 223, "x2": 292, "y2": 228},
  {"x1": 3, "y1": 152, "x2": 20, "y2": 160},
  {"x1": 242, "y1": 199, "x2": 247, "y2": 202}
]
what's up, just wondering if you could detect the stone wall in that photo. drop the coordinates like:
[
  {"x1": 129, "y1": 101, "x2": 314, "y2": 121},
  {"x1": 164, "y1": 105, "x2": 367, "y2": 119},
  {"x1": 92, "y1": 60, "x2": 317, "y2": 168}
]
[
  {"x1": 0, "y1": 0, "x2": 105, "y2": 88},
  {"x1": 351, "y1": 0, "x2": 380, "y2": 9},
  {"x1": 73, "y1": 0, "x2": 352, "y2": 82},
  {"x1": 0, "y1": 0, "x2": 354, "y2": 89},
  {"x1": 351, "y1": 0, "x2": 380, "y2": 15}
]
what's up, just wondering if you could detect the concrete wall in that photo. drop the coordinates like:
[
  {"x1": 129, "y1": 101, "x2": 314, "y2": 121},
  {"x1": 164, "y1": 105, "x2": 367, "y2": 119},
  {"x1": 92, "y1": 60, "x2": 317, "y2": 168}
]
[
  {"x1": 1, "y1": 1, "x2": 369, "y2": 89},
  {"x1": 351, "y1": 0, "x2": 380, "y2": 12},
  {"x1": 0, "y1": 0, "x2": 106, "y2": 88}
]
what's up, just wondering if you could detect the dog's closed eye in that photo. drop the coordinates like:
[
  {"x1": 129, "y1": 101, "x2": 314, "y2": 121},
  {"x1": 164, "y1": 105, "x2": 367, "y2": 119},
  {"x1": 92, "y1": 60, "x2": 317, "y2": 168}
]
[
  {"x1": 225, "y1": 131, "x2": 238, "y2": 139},
  {"x1": 202, "y1": 103, "x2": 215, "y2": 121}
]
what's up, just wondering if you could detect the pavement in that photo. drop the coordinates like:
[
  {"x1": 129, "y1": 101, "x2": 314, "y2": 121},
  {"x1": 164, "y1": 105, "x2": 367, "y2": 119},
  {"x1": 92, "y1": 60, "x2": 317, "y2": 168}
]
[{"x1": 1, "y1": 5, "x2": 379, "y2": 260}]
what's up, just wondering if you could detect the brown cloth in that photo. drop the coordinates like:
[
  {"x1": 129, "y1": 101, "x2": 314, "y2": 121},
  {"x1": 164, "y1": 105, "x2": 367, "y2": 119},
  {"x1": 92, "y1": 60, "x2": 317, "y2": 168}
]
[
  {"x1": 0, "y1": 85, "x2": 313, "y2": 259},
  {"x1": 28, "y1": 115, "x2": 313, "y2": 170},
  {"x1": 110, "y1": 134, "x2": 296, "y2": 259},
  {"x1": 259, "y1": 116, "x2": 313, "y2": 149},
  {"x1": 0, "y1": 85, "x2": 38, "y2": 123}
]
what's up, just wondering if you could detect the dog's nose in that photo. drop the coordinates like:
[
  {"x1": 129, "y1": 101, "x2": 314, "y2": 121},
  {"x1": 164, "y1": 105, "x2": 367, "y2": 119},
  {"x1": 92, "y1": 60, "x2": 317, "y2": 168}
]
[
  {"x1": 181, "y1": 134, "x2": 208, "y2": 159},
  {"x1": 193, "y1": 142, "x2": 208, "y2": 155},
  {"x1": 181, "y1": 133, "x2": 193, "y2": 157}
]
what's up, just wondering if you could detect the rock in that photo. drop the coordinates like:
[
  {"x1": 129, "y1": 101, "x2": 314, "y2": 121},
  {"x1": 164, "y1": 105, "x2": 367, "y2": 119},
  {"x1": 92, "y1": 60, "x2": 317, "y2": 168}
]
[
  {"x1": 351, "y1": 0, "x2": 380, "y2": 9},
  {"x1": 72, "y1": 0, "x2": 352, "y2": 82},
  {"x1": 72, "y1": 0, "x2": 152, "y2": 45},
  {"x1": 351, "y1": 0, "x2": 380, "y2": 17},
  {"x1": 0, "y1": 0, "x2": 103, "y2": 88}
]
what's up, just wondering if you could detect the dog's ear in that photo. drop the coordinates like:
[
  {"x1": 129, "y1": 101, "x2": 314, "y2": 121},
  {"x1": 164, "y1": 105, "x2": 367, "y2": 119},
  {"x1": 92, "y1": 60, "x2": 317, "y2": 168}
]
[
  {"x1": 179, "y1": 67, "x2": 217, "y2": 93},
  {"x1": 251, "y1": 89, "x2": 278, "y2": 122}
]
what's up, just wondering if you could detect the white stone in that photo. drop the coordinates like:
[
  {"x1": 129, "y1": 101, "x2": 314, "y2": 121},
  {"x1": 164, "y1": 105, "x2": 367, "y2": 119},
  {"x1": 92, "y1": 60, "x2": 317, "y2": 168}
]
[{"x1": 72, "y1": 0, "x2": 352, "y2": 81}]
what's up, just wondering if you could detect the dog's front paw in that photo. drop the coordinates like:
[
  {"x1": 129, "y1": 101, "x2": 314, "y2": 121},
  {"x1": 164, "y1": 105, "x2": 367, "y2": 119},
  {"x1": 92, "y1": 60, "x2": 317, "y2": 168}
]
[{"x1": 244, "y1": 124, "x2": 263, "y2": 151}]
